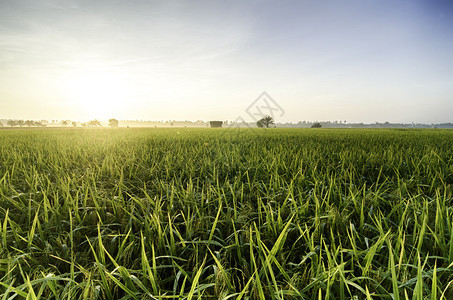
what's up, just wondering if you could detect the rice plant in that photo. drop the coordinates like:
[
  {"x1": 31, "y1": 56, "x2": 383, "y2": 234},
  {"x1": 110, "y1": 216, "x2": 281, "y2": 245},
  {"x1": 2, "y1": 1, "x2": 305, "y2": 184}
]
[{"x1": 0, "y1": 127, "x2": 452, "y2": 299}]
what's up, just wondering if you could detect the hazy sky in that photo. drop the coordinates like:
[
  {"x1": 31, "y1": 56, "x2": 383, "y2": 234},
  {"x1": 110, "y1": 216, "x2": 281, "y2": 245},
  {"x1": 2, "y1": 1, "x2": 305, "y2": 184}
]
[{"x1": 1, "y1": 0, "x2": 452, "y2": 123}]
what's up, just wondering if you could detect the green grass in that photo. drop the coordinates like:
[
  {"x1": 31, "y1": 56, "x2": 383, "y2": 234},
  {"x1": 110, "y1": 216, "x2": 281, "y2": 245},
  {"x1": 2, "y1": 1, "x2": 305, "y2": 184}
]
[{"x1": 0, "y1": 127, "x2": 452, "y2": 299}]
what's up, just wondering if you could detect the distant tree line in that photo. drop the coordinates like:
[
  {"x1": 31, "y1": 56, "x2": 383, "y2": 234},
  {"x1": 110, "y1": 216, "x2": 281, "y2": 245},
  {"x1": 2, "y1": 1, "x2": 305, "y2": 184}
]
[
  {"x1": 276, "y1": 121, "x2": 453, "y2": 129},
  {"x1": 2, "y1": 118, "x2": 452, "y2": 129},
  {"x1": 1, "y1": 119, "x2": 110, "y2": 128},
  {"x1": 5, "y1": 120, "x2": 46, "y2": 127},
  {"x1": 120, "y1": 120, "x2": 208, "y2": 127}
]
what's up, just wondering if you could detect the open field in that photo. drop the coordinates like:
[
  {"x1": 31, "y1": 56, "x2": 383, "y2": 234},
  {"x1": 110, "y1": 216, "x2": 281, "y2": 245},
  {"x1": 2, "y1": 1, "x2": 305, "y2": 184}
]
[{"x1": 0, "y1": 128, "x2": 452, "y2": 299}]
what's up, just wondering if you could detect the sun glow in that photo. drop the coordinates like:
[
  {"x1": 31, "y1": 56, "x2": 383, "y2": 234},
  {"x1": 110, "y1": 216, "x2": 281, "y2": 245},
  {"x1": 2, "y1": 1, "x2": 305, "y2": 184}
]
[{"x1": 62, "y1": 69, "x2": 131, "y2": 120}]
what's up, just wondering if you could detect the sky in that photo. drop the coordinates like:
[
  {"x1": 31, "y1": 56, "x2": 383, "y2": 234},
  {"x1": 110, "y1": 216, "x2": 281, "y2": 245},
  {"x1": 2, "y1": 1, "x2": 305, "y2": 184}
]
[{"x1": 0, "y1": 0, "x2": 452, "y2": 123}]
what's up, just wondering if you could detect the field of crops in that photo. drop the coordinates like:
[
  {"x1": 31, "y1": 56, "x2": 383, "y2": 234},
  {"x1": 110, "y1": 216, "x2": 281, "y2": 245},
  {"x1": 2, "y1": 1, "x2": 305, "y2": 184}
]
[{"x1": 0, "y1": 128, "x2": 452, "y2": 299}]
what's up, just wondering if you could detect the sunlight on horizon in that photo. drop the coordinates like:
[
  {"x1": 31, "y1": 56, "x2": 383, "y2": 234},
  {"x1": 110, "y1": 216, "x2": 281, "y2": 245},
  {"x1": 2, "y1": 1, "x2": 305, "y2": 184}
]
[
  {"x1": 61, "y1": 68, "x2": 132, "y2": 120},
  {"x1": 0, "y1": 1, "x2": 452, "y2": 123}
]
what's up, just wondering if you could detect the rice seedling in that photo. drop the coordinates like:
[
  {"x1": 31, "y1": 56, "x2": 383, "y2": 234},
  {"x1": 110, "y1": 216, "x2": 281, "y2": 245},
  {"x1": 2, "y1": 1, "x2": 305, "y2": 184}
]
[{"x1": 0, "y1": 127, "x2": 452, "y2": 298}]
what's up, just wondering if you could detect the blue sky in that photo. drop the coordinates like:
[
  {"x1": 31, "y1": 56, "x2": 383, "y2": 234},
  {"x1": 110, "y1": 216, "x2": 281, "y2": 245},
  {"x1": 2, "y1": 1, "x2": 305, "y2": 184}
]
[{"x1": 0, "y1": 0, "x2": 452, "y2": 123}]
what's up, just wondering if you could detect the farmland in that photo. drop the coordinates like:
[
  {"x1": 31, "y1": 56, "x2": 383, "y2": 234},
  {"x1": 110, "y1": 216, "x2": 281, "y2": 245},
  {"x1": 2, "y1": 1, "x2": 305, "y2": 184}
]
[{"x1": 0, "y1": 128, "x2": 452, "y2": 299}]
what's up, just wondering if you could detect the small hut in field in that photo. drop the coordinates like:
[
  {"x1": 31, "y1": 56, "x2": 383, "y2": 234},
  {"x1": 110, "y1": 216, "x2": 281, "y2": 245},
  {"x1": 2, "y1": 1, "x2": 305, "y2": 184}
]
[{"x1": 209, "y1": 121, "x2": 223, "y2": 128}]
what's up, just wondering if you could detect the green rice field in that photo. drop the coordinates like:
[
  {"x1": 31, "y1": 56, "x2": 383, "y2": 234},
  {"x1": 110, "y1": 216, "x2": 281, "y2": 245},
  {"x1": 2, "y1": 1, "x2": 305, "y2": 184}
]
[{"x1": 0, "y1": 128, "x2": 452, "y2": 299}]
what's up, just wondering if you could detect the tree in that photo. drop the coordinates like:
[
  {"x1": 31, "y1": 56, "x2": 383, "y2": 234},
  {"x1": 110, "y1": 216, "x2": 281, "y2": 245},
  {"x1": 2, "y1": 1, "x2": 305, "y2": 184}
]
[
  {"x1": 17, "y1": 120, "x2": 24, "y2": 127},
  {"x1": 311, "y1": 122, "x2": 322, "y2": 128},
  {"x1": 257, "y1": 115, "x2": 274, "y2": 128},
  {"x1": 7, "y1": 120, "x2": 18, "y2": 127},
  {"x1": 72, "y1": 122, "x2": 77, "y2": 127},
  {"x1": 108, "y1": 119, "x2": 119, "y2": 128},
  {"x1": 25, "y1": 120, "x2": 34, "y2": 127},
  {"x1": 61, "y1": 120, "x2": 69, "y2": 126},
  {"x1": 88, "y1": 120, "x2": 101, "y2": 127}
]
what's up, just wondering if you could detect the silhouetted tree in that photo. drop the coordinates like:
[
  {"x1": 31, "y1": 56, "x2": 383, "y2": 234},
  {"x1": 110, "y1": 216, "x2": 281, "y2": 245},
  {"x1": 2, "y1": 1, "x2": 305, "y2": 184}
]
[
  {"x1": 257, "y1": 115, "x2": 274, "y2": 128},
  {"x1": 72, "y1": 122, "x2": 77, "y2": 127},
  {"x1": 311, "y1": 122, "x2": 322, "y2": 128},
  {"x1": 108, "y1": 119, "x2": 119, "y2": 128},
  {"x1": 25, "y1": 120, "x2": 34, "y2": 127},
  {"x1": 61, "y1": 120, "x2": 69, "y2": 126},
  {"x1": 17, "y1": 120, "x2": 24, "y2": 127}
]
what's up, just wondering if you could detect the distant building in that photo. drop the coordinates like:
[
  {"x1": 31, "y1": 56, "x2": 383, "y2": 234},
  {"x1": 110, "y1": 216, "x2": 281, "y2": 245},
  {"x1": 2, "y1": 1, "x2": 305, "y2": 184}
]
[{"x1": 209, "y1": 121, "x2": 223, "y2": 128}]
